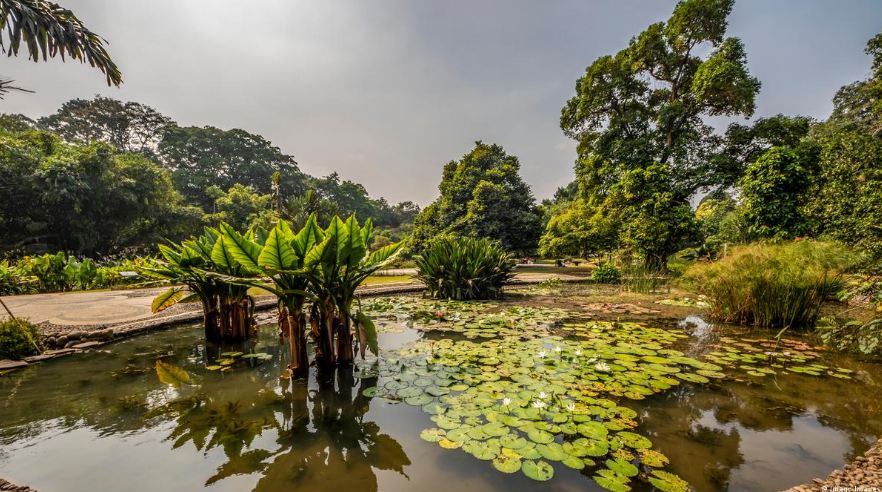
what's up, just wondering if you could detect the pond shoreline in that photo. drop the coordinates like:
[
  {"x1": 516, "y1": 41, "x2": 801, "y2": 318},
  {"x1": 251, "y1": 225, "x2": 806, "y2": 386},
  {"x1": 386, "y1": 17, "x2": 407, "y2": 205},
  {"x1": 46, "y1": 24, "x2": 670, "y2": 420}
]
[
  {"x1": 0, "y1": 277, "x2": 590, "y2": 372},
  {"x1": 786, "y1": 437, "x2": 882, "y2": 491}
]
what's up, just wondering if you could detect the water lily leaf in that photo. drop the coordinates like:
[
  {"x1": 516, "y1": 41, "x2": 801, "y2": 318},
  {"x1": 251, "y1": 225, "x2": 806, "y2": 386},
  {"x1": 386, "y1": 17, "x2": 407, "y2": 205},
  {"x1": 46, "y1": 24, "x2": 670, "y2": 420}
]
[
  {"x1": 362, "y1": 386, "x2": 384, "y2": 397},
  {"x1": 438, "y1": 438, "x2": 462, "y2": 449},
  {"x1": 527, "y1": 428, "x2": 555, "y2": 444},
  {"x1": 405, "y1": 394, "x2": 434, "y2": 406},
  {"x1": 492, "y1": 448, "x2": 522, "y2": 473},
  {"x1": 605, "y1": 457, "x2": 638, "y2": 477},
  {"x1": 536, "y1": 442, "x2": 567, "y2": 461},
  {"x1": 562, "y1": 455, "x2": 586, "y2": 470},
  {"x1": 521, "y1": 459, "x2": 554, "y2": 481},
  {"x1": 420, "y1": 428, "x2": 445, "y2": 442},
  {"x1": 616, "y1": 431, "x2": 652, "y2": 449},
  {"x1": 500, "y1": 434, "x2": 528, "y2": 449},
  {"x1": 578, "y1": 421, "x2": 609, "y2": 439},
  {"x1": 648, "y1": 470, "x2": 689, "y2": 492}
]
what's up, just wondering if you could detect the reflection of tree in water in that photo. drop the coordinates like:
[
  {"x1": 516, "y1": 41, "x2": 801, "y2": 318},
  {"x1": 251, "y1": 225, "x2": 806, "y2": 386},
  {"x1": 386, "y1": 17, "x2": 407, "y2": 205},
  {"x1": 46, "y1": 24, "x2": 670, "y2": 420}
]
[
  {"x1": 147, "y1": 367, "x2": 409, "y2": 490},
  {"x1": 639, "y1": 385, "x2": 745, "y2": 491}
]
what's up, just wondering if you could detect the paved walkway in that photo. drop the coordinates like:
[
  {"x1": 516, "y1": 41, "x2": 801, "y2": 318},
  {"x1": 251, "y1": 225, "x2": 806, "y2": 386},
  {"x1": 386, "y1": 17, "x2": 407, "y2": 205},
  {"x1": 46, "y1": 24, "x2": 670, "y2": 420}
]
[{"x1": 1, "y1": 272, "x2": 583, "y2": 328}]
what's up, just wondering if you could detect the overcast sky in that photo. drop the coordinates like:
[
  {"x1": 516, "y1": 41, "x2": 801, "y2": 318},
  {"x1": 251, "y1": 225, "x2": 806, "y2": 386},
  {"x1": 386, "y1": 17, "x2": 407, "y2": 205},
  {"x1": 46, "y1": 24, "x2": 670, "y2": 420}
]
[{"x1": 2, "y1": 0, "x2": 880, "y2": 205}]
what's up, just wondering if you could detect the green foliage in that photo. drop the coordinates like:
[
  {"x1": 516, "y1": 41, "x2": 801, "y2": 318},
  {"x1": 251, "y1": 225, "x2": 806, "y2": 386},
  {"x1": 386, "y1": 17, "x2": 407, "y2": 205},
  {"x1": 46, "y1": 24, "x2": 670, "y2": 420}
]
[
  {"x1": 561, "y1": 0, "x2": 759, "y2": 200},
  {"x1": 0, "y1": 318, "x2": 41, "y2": 360},
  {"x1": 206, "y1": 184, "x2": 272, "y2": 232},
  {"x1": 803, "y1": 129, "x2": 882, "y2": 270},
  {"x1": 142, "y1": 226, "x2": 257, "y2": 342},
  {"x1": 740, "y1": 147, "x2": 813, "y2": 240},
  {"x1": 818, "y1": 316, "x2": 882, "y2": 356},
  {"x1": 0, "y1": 127, "x2": 201, "y2": 255},
  {"x1": 412, "y1": 142, "x2": 542, "y2": 255},
  {"x1": 591, "y1": 263, "x2": 621, "y2": 284},
  {"x1": 415, "y1": 236, "x2": 514, "y2": 300},
  {"x1": 0, "y1": 0, "x2": 121, "y2": 87},
  {"x1": 38, "y1": 96, "x2": 172, "y2": 155},
  {"x1": 682, "y1": 241, "x2": 855, "y2": 329},
  {"x1": 158, "y1": 125, "x2": 307, "y2": 210}
]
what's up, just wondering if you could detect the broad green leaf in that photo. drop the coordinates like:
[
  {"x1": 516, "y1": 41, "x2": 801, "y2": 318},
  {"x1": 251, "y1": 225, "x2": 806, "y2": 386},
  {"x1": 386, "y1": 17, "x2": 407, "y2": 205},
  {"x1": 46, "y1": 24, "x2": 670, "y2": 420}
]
[
  {"x1": 219, "y1": 223, "x2": 261, "y2": 271},
  {"x1": 259, "y1": 227, "x2": 298, "y2": 270},
  {"x1": 151, "y1": 286, "x2": 187, "y2": 313},
  {"x1": 356, "y1": 311, "x2": 379, "y2": 357},
  {"x1": 210, "y1": 234, "x2": 236, "y2": 270}
]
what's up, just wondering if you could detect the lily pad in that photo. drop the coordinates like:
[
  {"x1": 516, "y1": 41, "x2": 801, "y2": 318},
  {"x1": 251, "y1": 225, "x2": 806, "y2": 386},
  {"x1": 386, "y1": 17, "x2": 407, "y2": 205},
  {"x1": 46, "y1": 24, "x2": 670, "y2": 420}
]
[{"x1": 521, "y1": 459, "x2": 554, "y2": 481}]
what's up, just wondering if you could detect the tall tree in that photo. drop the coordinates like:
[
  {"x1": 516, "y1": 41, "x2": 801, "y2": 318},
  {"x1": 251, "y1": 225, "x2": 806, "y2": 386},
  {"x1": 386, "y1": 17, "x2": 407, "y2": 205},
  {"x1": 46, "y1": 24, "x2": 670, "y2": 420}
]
[
  {"x1": 39, "y1": 96, "x2": 174, "y2": 154},
  {"x1": 412, "y1": 141, "x2": 542, "y2": 254},
  {"x1": 158, "y1": 125, "x2": 307, "y2": 210},
  {"x1": 0, "y1": 0, "x2": 121, "y2": 94},
  {"x1": 560, "y1": 0, "x2": 760, "y2": 199}
]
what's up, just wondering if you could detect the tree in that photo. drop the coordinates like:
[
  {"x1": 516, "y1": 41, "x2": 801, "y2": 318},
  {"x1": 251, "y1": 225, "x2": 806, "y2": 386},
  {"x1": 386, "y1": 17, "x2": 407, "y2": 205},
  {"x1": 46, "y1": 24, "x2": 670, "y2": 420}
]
[
  {"x1": 39, "y1": 96, "x2": 174, "y2": 155},
  {"x1": 560, "y1": 0, "x2": 760, "y2": 200},
  {"x1": 158, "y1": 125, "x2": 307, "y2": 209},
  {"x1": 411, "y1": 141, "x2": 542, "y2": 254},
  {"x1": 712, "y1": 114, "x2": 812, "y2": 190},
  {"x1": 804, "y1": 129, "x2": 882, "y2": 269},
  {"x1": 739, "y1": 147, "x2": 814, "y2": 241},
  {"x1": 605, "y1": 163, "x2": 698, "y2": 270},
  {"x1": 206, "y1": 184, "x2": 272, "y2": 232},
  {"x1": 0, "y1": 0, "x2": 122, "y2": 93},
  {"x1": 0, "y1": 127, "x2": 200, "y2": 255}
]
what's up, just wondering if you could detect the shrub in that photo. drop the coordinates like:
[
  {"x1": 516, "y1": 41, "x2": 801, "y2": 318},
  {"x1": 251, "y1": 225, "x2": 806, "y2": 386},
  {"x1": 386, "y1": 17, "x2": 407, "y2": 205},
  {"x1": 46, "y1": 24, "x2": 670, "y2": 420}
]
[
  {"x1": 681, "y1": 241, "x2": 855, "y2": 329},
  {"x1": 415, "y1": 236, "x2": 514, "y2": 300},
  {"x1": 0, "y1": 319, "x2": 42, "y2": 360},
  {"x1": 817, "y1": 316, "x2": 882, "y2": 356},
  {"x1": 591, "y1": 262, "x2": 621, "y2": 284}
]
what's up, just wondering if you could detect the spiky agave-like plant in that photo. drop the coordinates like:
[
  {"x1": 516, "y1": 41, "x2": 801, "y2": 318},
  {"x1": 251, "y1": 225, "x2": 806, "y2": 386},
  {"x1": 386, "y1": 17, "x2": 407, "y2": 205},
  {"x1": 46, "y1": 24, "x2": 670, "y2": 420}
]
[{"x1": 415, "y1": 236, "x2": 514, "y2": 301}]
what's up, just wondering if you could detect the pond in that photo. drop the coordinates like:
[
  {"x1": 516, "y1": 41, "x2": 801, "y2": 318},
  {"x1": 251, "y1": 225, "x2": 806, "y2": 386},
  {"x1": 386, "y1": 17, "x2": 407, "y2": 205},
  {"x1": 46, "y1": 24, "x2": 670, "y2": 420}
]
[{"x1": 1, "y1": 290, "x2": 881, "y2": 492}]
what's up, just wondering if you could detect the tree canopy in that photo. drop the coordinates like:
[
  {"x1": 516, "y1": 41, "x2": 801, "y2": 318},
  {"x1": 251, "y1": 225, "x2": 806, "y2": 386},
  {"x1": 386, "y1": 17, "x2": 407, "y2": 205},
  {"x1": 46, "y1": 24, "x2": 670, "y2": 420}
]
[{"x1": 412, "y1": 142, "x2": 541, "y2": 255}]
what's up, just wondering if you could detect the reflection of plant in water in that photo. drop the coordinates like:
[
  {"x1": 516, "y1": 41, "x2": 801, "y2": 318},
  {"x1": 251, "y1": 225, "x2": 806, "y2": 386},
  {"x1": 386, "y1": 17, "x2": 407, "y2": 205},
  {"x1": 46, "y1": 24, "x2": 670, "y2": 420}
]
[
  {"x1": 254, "y1": 369, "x2": 410, "y2": 491},
  {"x1": 145, "y1": 368, "x2": 410, "y2": 490}
]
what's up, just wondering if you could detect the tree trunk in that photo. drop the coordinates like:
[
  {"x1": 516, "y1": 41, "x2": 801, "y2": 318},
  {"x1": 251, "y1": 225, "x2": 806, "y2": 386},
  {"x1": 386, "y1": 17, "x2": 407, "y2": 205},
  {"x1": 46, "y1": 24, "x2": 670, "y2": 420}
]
[
  {"x1": 310, "y1": 302, "x2": 336, "y2": 371},
  {"x1": 287, "y1": 310, "x2": 308, "y2": 378},
  {"x1": 335, "y1": 312, "x2": 354, "y2": 366}
]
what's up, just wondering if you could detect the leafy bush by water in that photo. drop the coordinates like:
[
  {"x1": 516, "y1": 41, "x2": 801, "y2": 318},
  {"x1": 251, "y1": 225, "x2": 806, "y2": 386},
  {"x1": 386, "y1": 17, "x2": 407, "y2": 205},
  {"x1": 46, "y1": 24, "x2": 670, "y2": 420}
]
[
  {"x1": 0, "y1": 319, "x2": 41, "y2": 360},
  {"x1": 591, "y1": 262, "x2": 621, "y2": 284},
  {"x1": 682, "y1": 241, "x2": 854, "y2": 329},
  {"x1": 415, "y1": 236, "x2": 514, "y2": 300},
  {"x1": 818, "y1": 316, "x2": 882, "y2": 356}
]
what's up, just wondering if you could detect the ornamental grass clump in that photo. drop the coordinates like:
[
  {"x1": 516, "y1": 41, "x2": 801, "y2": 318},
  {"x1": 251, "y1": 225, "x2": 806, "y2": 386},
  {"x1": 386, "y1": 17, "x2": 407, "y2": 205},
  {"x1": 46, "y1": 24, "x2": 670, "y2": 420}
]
[
  {"x1": 415, "y1": 236, "x2": 514, "y2": 300},
  {"x1": 681, "y1": 241, "x2": 854, "y2": 329}
]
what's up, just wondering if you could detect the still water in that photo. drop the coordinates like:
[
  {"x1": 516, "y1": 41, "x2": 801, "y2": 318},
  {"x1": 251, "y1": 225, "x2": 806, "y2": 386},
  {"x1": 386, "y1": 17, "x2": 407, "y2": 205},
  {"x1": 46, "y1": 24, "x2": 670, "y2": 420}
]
[{"x1": 1, "y1": 304, "x2": 880, "y2": 492}]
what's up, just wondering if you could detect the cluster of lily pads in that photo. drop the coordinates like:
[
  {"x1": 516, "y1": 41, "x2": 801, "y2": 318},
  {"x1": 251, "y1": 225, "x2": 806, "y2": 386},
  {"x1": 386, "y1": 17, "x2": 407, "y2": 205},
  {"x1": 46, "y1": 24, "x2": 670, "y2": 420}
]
[
  {"x1": 355, "y1": 296, "x2": 854, "y2": 491},
  {"x1": 704, "y1": 337, "x2": 854, "y2": 379},
  {"x1": 204, "y1": 351, "x2": 274, "y2": 372}
]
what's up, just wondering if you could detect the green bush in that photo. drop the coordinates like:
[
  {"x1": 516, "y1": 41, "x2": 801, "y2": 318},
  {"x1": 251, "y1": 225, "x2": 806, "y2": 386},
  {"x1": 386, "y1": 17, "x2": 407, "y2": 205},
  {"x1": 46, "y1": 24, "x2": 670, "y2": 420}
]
[
  {"x1": 0, "y1": 260, "x2": 34, "y2": 295},
  {"x1": 591, "y1": 262, "x2": 621, "y2": 284},
  {"x1": 415, "y1": 236, "x2": 514, "y2": 300},
  {"x1": 681, "y1": 241, "x2": 854, "y2": 329},
  {"x1": 0, "y1": 319, "x2": 42, "y2": 360},
  {"x1": 817, "y1": 316, "x2": 882, "y2": 356}
]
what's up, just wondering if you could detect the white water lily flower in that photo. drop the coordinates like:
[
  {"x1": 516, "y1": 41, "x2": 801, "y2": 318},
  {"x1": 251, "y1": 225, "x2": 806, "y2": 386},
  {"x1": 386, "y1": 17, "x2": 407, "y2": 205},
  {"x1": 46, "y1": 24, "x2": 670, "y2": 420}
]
[
  {"x1": 538, "y1": 391, "x2": 548, "y2": 399},
  {"x1": 502, "y1": 397, "x2": 512, "y2": 406},
  {"x1": 554, "y1": 346, "x2": 562, "y2": 353},
  {"x1": 587, "y1": 357, "x2": 598, "y2": 363},
  {"x1": 595, "y1": 361, "x2": 611, "y2": 372},
  {"x1": 574, "y1": 349, "x2": 582, "y2": 356},
  {"x1": 536, "y1": 351, "x2": 547, "y2": 359},
  {"x1": 532, "y1": 400, "x2": 547, "y2": 409},
  {"x1": 566, "y1": 401, "x2": 576, "y2": 412}
]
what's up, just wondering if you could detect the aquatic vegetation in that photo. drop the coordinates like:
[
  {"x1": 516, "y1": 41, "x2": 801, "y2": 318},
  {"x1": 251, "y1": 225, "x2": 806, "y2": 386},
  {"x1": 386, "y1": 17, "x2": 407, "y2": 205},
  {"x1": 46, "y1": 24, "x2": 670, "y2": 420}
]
[
  {"x1": 681, "y1": 241, "x2": 854, "y2": 329},
  {"x1": 655, "y1": 297, "x2": 710, "y2": 308},
  {"x1": 591, "y1": 262, "x2": 621, "y2": 284},
  {"x1": 415, "y1": 236, "x2": 514, "y2": 300},
  {"x1": 143, "y1": 226, "x2": 257, "y2": 342},
  {"x1": 355, "y1": 295, "x2": 856, "y2": 490}
]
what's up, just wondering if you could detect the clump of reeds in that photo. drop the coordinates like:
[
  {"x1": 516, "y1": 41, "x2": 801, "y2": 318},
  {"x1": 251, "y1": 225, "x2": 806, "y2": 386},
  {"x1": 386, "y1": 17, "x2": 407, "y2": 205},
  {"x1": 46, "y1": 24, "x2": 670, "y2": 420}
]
[{"x1": 681, "y1": 241, "x2": 854, "y2": 329}]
